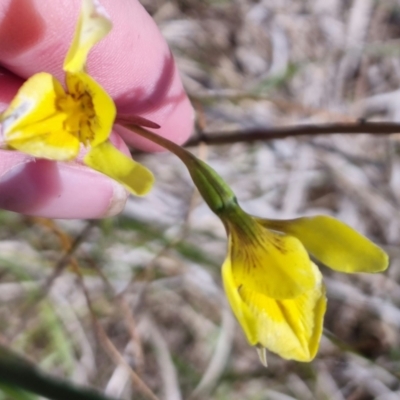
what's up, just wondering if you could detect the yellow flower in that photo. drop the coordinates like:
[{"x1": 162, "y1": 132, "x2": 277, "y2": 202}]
[
  {"x1": 222, "y1": 210, "x2": 388, "y2": 364},
  {"x1": 123, "y1": 125, "x2": 390, "y2": 365},
  {"x1": 0, "y1": 0, "x2": 154, "y2": 196},
  {"x1": 170, "y1": 152, "x2": 388, "y2": 364}
]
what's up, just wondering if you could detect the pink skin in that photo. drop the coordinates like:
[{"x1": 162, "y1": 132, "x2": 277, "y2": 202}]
[{"x1": 0, "y1": 0, "x2": 194, "y2": 218}]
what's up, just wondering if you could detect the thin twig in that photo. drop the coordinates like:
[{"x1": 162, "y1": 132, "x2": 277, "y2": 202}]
[
  {"x1": 34, "y1": 223, "x2": 158, "y2": 400},
  {"x1": 73, "y1": 266, "x2": 160, "y2": 400},
  {"x1": 190, "y1": 305, "x2": 235, "y2": 399},
  {"x1": 183, "y1": 121, "x2": 400, "y2": 147},
  {"x1": 144, "y1": 316, "x2": 182, "y2": 400},
  {"x1": 92, "y1": 319, "x2": 159, "y2": 400},
  {"x1": 14, "y1": 220, "x2": 95, "y2": 335},
  {"x1": 87, "y1": 263, "x2": 146, "y2": 373}
]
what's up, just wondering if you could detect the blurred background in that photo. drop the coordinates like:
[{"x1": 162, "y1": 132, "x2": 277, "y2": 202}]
[{"x1": 2, "y1": 0, "x2": 400, "y2": 399}]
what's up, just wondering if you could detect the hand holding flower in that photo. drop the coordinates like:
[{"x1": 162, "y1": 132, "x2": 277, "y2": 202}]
[{"x1": 0, "y1": 0, "x2": 193, "y2": 218}]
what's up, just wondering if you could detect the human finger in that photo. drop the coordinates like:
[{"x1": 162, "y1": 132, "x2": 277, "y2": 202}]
[{"x1": 0, "y1": 0, "x2": 194, "y2": 151}]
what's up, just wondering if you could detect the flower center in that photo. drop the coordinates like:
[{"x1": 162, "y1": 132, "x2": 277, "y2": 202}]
[{"x1": 56, "y1": 82, "x2": 96, "y2": 145}]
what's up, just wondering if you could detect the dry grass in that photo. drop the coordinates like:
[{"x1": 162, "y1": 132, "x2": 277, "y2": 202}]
[{"x1": 2, "y1": 0, "x2": 400, "y2": 399}]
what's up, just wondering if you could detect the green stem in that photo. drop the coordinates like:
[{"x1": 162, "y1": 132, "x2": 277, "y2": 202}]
[
  {"x1": 125, "y1": 124, "x2": 238, "y2": 216},
  {"x1": 124, "y1": 125, "x2": 191, "y2": 163}
]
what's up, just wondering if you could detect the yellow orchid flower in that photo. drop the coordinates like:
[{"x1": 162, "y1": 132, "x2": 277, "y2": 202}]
[
  {"x1": 0, "y1": 0, "x2": 154, "y2": 196},
  {"x1": 220, "y1": 208, "x2": 326, "y2": 363},
  {"x1": 221, "y1": 210, "x2": 387, "y2": 364},
  {"x1": 125, "y1": 126, "x2": 389, "y2": 365}
]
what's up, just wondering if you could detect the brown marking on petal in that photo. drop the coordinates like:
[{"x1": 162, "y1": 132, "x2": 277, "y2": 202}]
[{"x1": 270, "y1": 235, "x2": 288, "y2": 254}]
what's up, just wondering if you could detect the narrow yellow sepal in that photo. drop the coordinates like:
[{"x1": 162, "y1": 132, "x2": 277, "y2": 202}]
[
  {"x1": 228, "y1": 222, "x2": 316, "y2": 299},
  {"x1": 1, "y1": 72, "x2": 80, "y2": 160},
  {"x1": 84, "y1": 141, "x2": 155, "y2": 196},
  {"x1": 260, "y1": 216, "x2": 389, "y2": 273},
  {"x1": 223, "y1": 256, "x2": 326, "y2": 362},
  {"x1": 64, "y1": 0, "x2": 112, "y2": 73}
]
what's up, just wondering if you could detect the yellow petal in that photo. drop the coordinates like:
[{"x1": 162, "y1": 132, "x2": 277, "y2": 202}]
[
  {"x1": 65, "y1": 72, "x2": 116, "y2": 146},
  {"x1": 2, "y1": 72, "x2": 80, "y2": 160},
  {"x1": 223, "y1": 257, "x2": 326, "y2": 361},
  {"x1": 228, "y1": 222, "x2": 316, "y2": 299},
  {"x1": 261, "y1": 216, "x2": 389, "y2": 273},
  {"x1": 241, "y1": 267, "x2": 326, "y2": 362},
  {"x1": 84, "y1": 141, "x2": 154, "y2": 196},
  {"x1": 222, "y1": 256, "x2": 259, "y2": 345},
  {"x1": 63, "y1": 0, "x2": 112, "y2": 73}
]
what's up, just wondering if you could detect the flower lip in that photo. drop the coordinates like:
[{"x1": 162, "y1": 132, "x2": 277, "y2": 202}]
[{"x1": 222, "y1": 252, "x2": 327, "y2": 362}]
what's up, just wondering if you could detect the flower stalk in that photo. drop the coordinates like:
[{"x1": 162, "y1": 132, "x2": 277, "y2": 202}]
[{"x1": 126, "y1": 125, "x2": 237, "y2": 217}]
